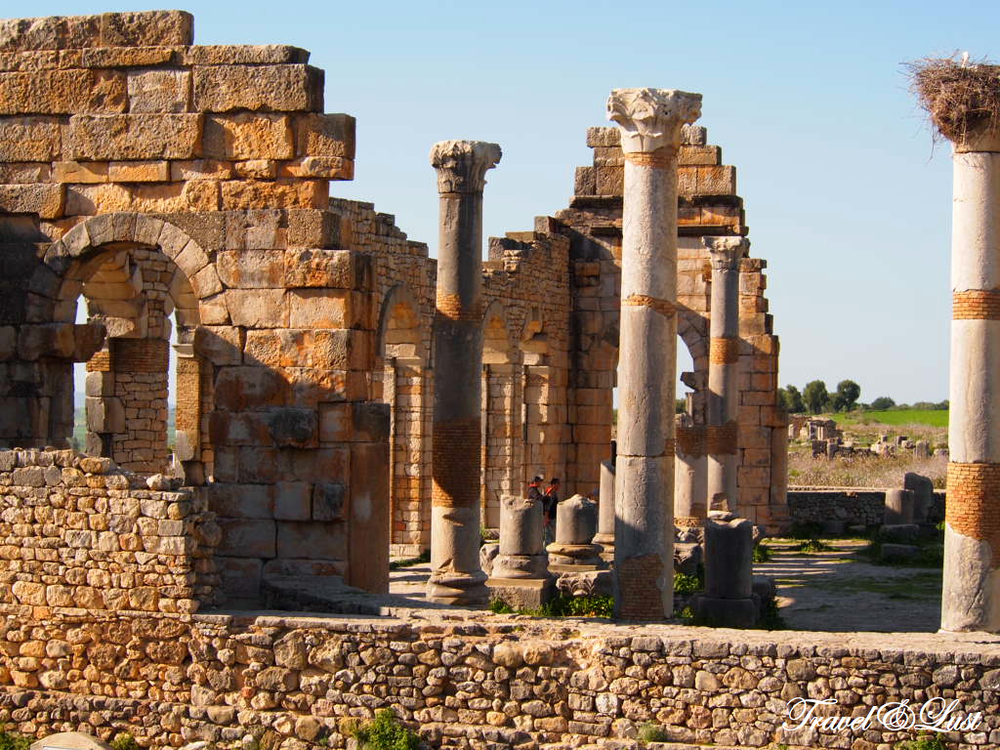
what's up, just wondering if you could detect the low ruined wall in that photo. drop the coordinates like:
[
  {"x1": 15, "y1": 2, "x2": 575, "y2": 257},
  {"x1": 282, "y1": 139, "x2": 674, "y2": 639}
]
[
  {"x1": 0, "y1": 605, "x2": 996, "y2": 750},
  {"x1": 0, "y1": 449, "x2": 219, "y2": 613},
  {"x1": 787, "y1": 489, "x2": 946, "y2": 528}
]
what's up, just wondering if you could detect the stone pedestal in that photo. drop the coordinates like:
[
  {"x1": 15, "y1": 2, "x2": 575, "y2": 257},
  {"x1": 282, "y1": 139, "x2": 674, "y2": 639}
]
[
  {"x1": 695, "y1": 511, "x2": 756, "y2": 628},
  {"x1": 547, "y1": 494, "x2": 602, "y2": 572},
  {"x1": 593, "y1": 459, "x2": 616, "y2": 560},
  {"x1": 488, "y1": 495, "x2": 554, "y2": 609},
  {"x1": 426, "y1": 140, "x2": 501, "y2": 606},
  {"x1": 940, "y1": 126, "x2": 1000, "y2": 632},
  {"x1": 884, "y1": 488, "x2": 915, "y2": 525},
  {"x1": 904, "y1": 472, "x2": 934, "y2": 523},
  {"x1": 608, "y1": 87, "x2": 702, "y2": 621}
]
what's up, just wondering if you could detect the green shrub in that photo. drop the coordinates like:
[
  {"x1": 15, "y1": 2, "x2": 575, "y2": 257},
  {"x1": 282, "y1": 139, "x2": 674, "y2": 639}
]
[
  {"x1": 540, "y1": 594, "x2": 614, "y2": 618},
  {"x1": 347, "y1": 709, "x2": 420, "y2": 750},
  {"x1": 897, "y1": 734, "x2": 949, "y2": 750},
  {"x1": 752, "y1": 543, "x2": 772, "y2": 563},
  {"x1": 796, "y1": 538, "x2": 833, "y2": 553},
  {"x1": 110, "y1": 735, "x2": 140, "y2": 750},
  {"x1": 637, "y1": 721, "x2": 671, "y2": 743},
  {"x1": 673, "y1": 572, "x2": 702, "y2": 595},
  {"x1": 0, "y1": 730, "x2": 31, "y2": 750},
  {"x1": 488, "y1": 598, "x2": 515, "y2": 614}
]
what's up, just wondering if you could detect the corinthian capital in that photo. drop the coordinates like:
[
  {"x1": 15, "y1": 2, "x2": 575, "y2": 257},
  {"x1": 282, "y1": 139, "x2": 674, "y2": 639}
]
[
  {"x1": 703, "y1": 236, "x2": 749, "y2": 271},
  {"x1": 429, "y1": 140, "x2": 502, "y2": 193},
  {"x1": 607, "y1": 88, "x2": 703, "y2": 155}
]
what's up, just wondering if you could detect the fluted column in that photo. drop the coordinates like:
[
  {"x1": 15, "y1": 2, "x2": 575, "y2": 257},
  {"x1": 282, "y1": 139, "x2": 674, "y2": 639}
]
[
  {"x1": 608, "y1": 87, "x2": 701, "y2": 620},
  {"x1": 704, "y1": 236, "x2": 747, "y2": 513},
  {"x1": 940, "y1": 125, "x2": 1000, "y2": 632},
  {"x1": 426, "y1": 140, "x2": 501, "y2": 606}
]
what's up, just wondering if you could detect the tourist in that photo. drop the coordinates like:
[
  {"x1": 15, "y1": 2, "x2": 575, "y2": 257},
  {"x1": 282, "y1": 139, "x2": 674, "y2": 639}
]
[{"x1": 543, "y1": 478, "x2": 560, "y2": 545}]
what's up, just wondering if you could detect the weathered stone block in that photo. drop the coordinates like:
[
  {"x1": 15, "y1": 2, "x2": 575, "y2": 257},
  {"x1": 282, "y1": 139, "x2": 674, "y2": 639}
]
[
  {"x1": 193, "y1": 64, "x2": 322, "y2": 112},
  {"x1": 287, "y1": 289, "x2": 357, "y2": 329},
  {"x1": 351, "y1": 401, "x2": 390, "y2": 442},
  {"x1": 67, "y1": 114, "x2": 203, "y2": 160},
  {"x1": 0, "y1": 117, "x2": 61, "y2": 161},
  {"x1": 226, "y1": 289, "x2": 288, "y2": 328},
  {"x1": 107, "y1": 160, "x2": 169, "y2": 182},
  {"x1": 213, "y1": 366, "x2": 287, "y2": 411},
  {"x1": 274, "y1": 482, "x2": 311, "y2": 521},
  {"x1": 182, "y1": 45, "x2": 310, "y2": 66},
  {"x1": 318, "y1": 402, "x2": 350, "y2": 443},
  {"x1": 216, "y1": 250, "x2": 285, "y2": 288},
  {"x1": 126, "y1": 69, "x2": 190, "y2": 113},
  {"x1": 312, "y1": 481, "x2": 345, "y2": 521},
  {"x1": 0, "y1": 183, "x2": 63, "y2": 219},
  {"x1": 220, "y1": 179, "x2": 327, "y2": 210},
  {"x1": 266, "y1": 407, "x2": 317, "y2": 448},
  {"x1": 98, "y1": 11, "x2": 194, "y2": 48},
  {"x1": 203, "y1": 113, "x2": 293, "y2": 160},
  {"x1": 283, "y1": 249, "x2": 354, "y2": 288},
  {"x1": 0, "y1": 69, "x2": 126, "y2": 115},
  {"x1": 209, "y1": 482, "x2": 273, "y2": 519},
  {"x1": 286, "y1": 209, "x2": 339, "y2": 249},
  {"x1": 279, "y1": 156, "x2": 352, "y2": 180},
  {"x1": 276, "y1": 520, "x2": 345, "y2": 559},
  {"x1": 295, "y1": 113, "x2": 355, "y2": 158},
  {"x1": 217, "y1": 518, "x2": 275, "y2": 557},
  {"x1": 192, "y1": 326, "x2": 243, "y2": 366}
]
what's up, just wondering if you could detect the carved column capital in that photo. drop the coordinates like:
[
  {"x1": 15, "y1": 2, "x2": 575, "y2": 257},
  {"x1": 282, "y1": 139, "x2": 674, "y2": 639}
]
[
  {"x1": 606, "y1": 88, "x2": 702, "y2": 155},
  {"x1": 703, "y1": 236, "x2": 749, "y2": 271},
  {"x1": 429, "y1": 140, "x2": 502, "y2": 193}
]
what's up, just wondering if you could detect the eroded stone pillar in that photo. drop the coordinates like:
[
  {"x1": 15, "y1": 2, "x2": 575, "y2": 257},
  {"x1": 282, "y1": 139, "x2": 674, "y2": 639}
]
[
  {"x1": 942, "y1": 125, "x2": 1000, "y2": 632},
  {"x1": 593, "y1": 459, "x2": 616, "y2": 559},
  {"x1": 674, "y1": 416, "x2": 707, "y2": 533},
  {"x1": 608, "y1": 87, "x2": 701, "y2": 620},
  {"x1": 704, "y1": 236, "x2": 747, "y2": 513},
  {"x1": 426, "y1": 140, "x2": 501, "y2": 606}
]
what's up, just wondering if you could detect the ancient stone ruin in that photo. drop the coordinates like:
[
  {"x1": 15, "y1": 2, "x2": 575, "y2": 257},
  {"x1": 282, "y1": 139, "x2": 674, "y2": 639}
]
[{"x1": 2, "y1": 10, "x2": 996, "y2": 750}]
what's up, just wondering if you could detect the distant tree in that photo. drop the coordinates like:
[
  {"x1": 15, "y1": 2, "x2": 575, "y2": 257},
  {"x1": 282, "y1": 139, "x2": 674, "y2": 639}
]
[
  {"x1": 934, "y1": 399, "x2": 950, "y2": 410},
  {"x1": 832, "y1": 380, "x2": 861, "y2": 412},
  {"x1": 675, "y1": 398, "x2": 687, "y2": 414},
  {"x1": 780, "y1": 385, "x2": 805, "y2": 413},
  {"x1": 870, "y1": 396, "x2": 896, "y2": 411},
  {"x1": 803, "y1": 380, "x2": 830, "y2": 414}
]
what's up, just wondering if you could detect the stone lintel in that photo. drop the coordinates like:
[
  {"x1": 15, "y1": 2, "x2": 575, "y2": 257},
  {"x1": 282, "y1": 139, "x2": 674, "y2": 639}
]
[
  {"x1": 606, "y1": 87, "x2": 702, "y2": 155},
  {"x1": 429, "y1": 140, "x2": 501, "y2": 193}
]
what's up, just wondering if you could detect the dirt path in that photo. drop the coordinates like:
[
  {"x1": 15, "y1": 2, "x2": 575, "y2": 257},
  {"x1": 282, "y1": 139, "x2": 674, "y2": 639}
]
[{"x1": 755, "y1": 539, "x2": 941, "y2": 632}]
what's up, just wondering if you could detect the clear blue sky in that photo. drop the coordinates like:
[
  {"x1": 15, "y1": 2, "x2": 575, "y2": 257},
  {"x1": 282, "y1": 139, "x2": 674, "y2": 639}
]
[{"x1": 34, "y1": 0, "x2": 1000, "y2": 404}]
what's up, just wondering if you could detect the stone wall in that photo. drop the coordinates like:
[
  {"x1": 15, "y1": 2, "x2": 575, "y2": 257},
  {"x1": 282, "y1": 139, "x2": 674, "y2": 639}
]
[
  {"x1": 0, "y1": 448, "x2": 219, "y2": 613},
  {"x1": 787, "y1": 489, "x2": 946, "y2": 527},
  {"x1": 0, "y1": 607, "x2": 995, "y2": 750}
]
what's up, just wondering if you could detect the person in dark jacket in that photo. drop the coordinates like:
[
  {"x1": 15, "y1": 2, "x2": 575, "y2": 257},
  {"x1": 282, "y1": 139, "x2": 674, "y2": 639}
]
[{"x1": 542, "y1": 478, "x2": 560, "y2": 545}]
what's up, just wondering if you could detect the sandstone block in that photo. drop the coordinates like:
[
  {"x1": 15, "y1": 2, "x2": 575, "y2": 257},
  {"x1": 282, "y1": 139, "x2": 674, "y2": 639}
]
[
  {"x1": 108, "y1": 160, "x2": 169, "y2": 182},
  {"x1": 192, "y1": 326, "x2": 243, "y2": 366},
  {"x1": 0, "y1": 162, "x2": 50, "y2": 182},
  {"x1": 287, "y1": 289, "x2": 359, "y2": 329},
  {"x1": 295, "y1": 113, "x2": 356, "y2": 158},
  {"x1": 193, "y1": 64, "x2": 322, "y2": 112},
  {"x1": 182, "y1": 45, "x2": 310, "y2": 66},
  {"x1": 276, "y1": 520, "x2": 345, "y2": 560},
  {"x1": 226, "y1": 289, "x2": 288, "y2": 328},
  {"x1": 208, "y1": 482, "x2": 273, "y2": 519},
  {"x1": 53, "y1": 160, "x2": 108, "y2": 183},
  {"x1": 274, "y1": 482, "x2": 311, "y2": 521},
  {"x1": 0, "y1": 69, "x2": 126, "y2": 115},
  {"x1": 283, "y1": 249, "x2": 355, "y2": 288},
  {"x1": 67, "y1": 114, "x2": 203, "y2": 160},
  {"x1": 220, "y1": 179, "x2": 327, "y2": 210},
  {"x1": 266, "y1": 407, "x2": 317, "y2": 447},
  {"x1": 217, "y1": 518, "x2": 276, "y2": 557},
  {"x1": 216, "y1": 249, "x2": 285, "y2": 288},
  {"x1": 126, "y1": 69, "x2": 190, "y2": 113},
  {"x1": 99, "y1": 11, "x2": 194, "y2": 48},
  {"x1": 318, "y1": 402, "x2": 350, "y2": 442},
  {"x1": 312, "y1": 481, "x2": 345, "y2": 521},
  {"x1": 203, "y1": 113, "x2": 293, "y2": 160},
  {"x1": 0, "y1": 183, "x2": 63, "y2": 218},
  {"x1": 287, "y1": 209, "x2": 339, "y2": 248},
  {"x1": 0, "y1": 117, "x2": 60, "y2": 161},
  {"x1": 278, "y1": 156, "x2": 353, "y2": 180},
  {"x1": 213, "y1": 365, "x2": 287, "y2": 410}
]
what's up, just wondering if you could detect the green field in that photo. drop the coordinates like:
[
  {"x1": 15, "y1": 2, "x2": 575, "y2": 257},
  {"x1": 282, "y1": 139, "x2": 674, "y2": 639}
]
[{"x1": 832, "y1": 409, "x2": 949, "y2": 428}]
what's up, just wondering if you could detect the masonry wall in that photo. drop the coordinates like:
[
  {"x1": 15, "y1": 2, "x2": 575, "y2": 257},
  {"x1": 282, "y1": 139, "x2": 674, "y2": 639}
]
[
  {"x1": 0, "y1": 448, "x2": 219, "y2": 613},
  {"x1": 787, "y1": 489, "x2": 947, "y2": 527},
  {"x1": 0, "y1": 608, "x2": 996, "y2": 750}
]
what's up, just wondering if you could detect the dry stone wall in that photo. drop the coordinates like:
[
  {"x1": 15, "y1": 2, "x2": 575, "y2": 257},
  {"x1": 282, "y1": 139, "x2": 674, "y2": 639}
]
[
  {"x1": 0, "y1": 448, "x2": 219, "y2": 614},
  {"x1": 0, "y1": 608, "x2": 995, "y2": 750}
]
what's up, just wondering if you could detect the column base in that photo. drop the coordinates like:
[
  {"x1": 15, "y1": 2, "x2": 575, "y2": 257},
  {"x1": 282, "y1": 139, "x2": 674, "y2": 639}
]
[
  {"x1": 547, "y1": 542, "x2": 604, "y2": 569},
  {"x1": 491, "y1": 554, "x2": 549, "y2": 580},
  {"x1": 426, "y1": 569, "x2": 489, "y2": 606},
  {"x1": 487, "y1": 577, "x2": 555, "y2": 610},
  {"x1": 693, "y1": 595, "x2": 757, "y2": 628}
]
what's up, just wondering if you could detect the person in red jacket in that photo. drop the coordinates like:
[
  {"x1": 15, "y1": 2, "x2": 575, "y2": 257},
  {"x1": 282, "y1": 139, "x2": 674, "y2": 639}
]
[{"x1": 543, "y1": 478, "x2": 560, "y2": 546}]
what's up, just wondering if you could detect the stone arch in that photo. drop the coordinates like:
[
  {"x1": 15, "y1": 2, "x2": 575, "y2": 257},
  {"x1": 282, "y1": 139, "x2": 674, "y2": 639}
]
[
  {"x1": 375, "y1": 282, "x2": 431, "y2": 555},
  {"x1": 42, "y1": 213, "x2": 220, "y2": 482},
  {"x1": 481, "y1": 301, "x2": 518, "y2": 527}
]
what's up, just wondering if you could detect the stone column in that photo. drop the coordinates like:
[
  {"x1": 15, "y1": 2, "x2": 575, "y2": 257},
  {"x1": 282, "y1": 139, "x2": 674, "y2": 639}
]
[
  {"x1": 426, "y1": 140, "x2": 502, "y2": 606},
  {"x1": 608, "y1": 87, "x2": 702, "y2": 620},
  {"x1": 941, "y1": 125, "x2": 1000, "y2": 632},
  {"x1": 674, "y1": 416, "x2": 707, "y2": 535},
  {"x1": 593, "y1": 459, "x2": 615, "y2": 558},
  {"x1": 547, "y1": 494, "x2": 603, "y2": 570},
  {"x1": 488, "y1": 494, "x2": 554, "y2": 608},
  {"x1": 704, "y1": 236, "x2": 747, "y2": 513}
]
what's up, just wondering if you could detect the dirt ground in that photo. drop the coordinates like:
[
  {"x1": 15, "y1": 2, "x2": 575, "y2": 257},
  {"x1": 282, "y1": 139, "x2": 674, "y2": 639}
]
[{"x1": 754, "y1": 538, "x2": 941, "y2": 632}]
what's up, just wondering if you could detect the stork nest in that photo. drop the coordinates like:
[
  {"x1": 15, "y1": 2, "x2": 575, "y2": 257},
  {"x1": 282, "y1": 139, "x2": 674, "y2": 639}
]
[{"x1": 909, "y1": 56, "x2": 1000, "y2": 143}]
